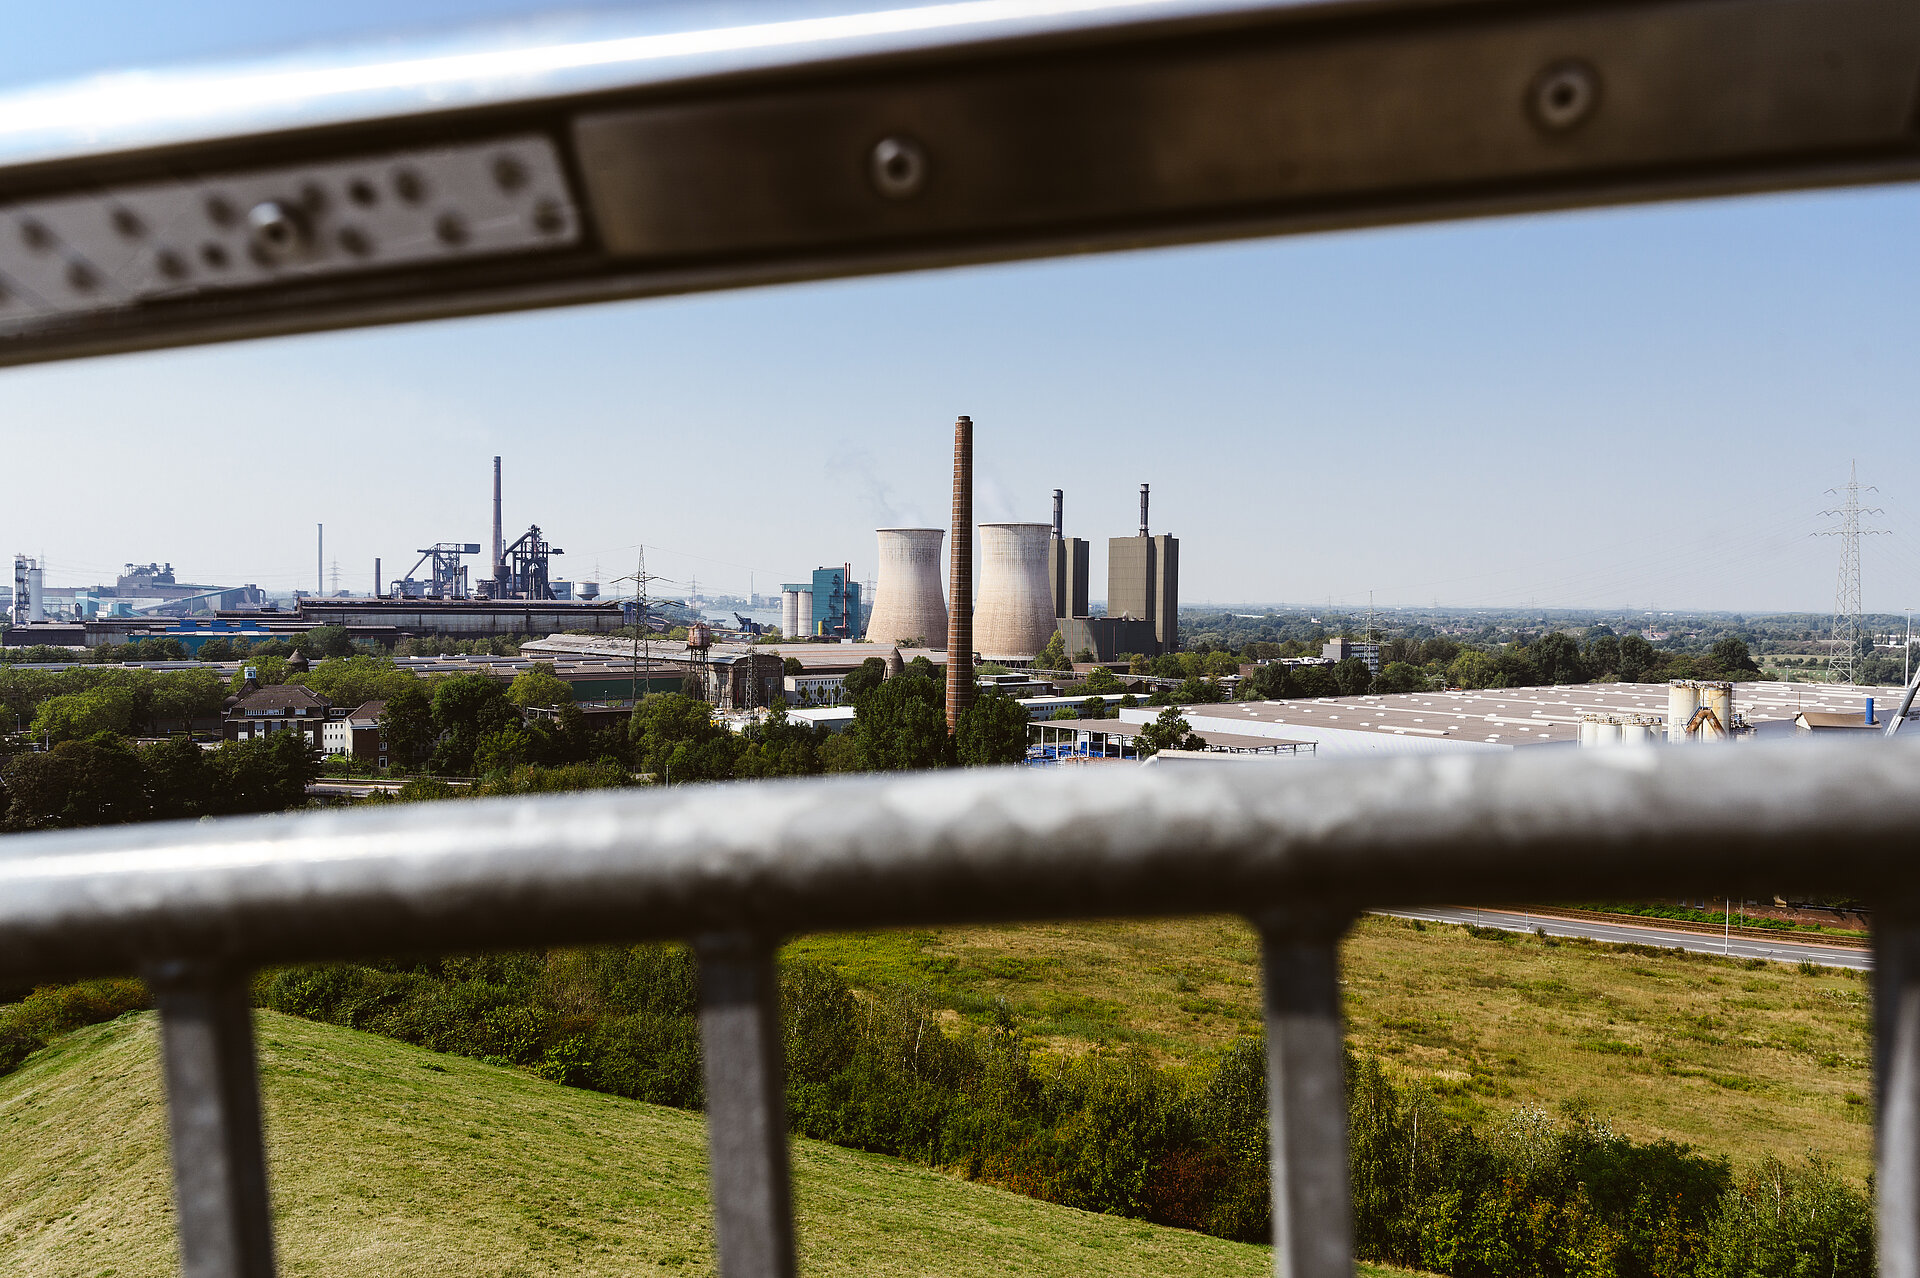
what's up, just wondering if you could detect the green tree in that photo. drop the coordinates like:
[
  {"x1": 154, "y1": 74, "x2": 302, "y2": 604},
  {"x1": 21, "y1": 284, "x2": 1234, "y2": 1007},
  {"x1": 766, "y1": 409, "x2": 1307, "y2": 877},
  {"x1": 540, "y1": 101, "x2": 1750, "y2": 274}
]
[
  {"x1": 505, "y1": 663, "x2": 573, "y2": 709},
  {"x1": 0, "y1": 734, "x2": 149, "y2": 830},
  {"x1": 195, "y1": 638, "x2": 236, "y2": 661},
  {"x1": 842, "y1": 657, "x2": 889, "y2": 700},
  {"x1": 294, "y1": 656, "x2": 416, "y2": 709},
  {"x1": 850, "y1": 672, "x2": 951, "y2": 771},
  {"x1": 205, "y1": 732, "x2": 321, "y2": 814},
  {"x1": 1708, "y1": 637, "x2": 1762, "y2": 679},
  {"x1": 1533, "y1": 632, "x2": 1586, "y2": 685},
  {"x1": 1447, "y1": 650, "x2": 1501, "y2": 689},
  {"x1": 783, "y1": 657, "x2": 804, "y2": 676},
  {"x1": 31, "y1": 686, "x2": 137, "y2": 743},
  {"x1": 429, "y1": 673, "x2": 518, "y2": 774},
  {"x1": 956, "y1": 691, "x2": 1030, "y2": 766},
  {"x1": 148, "y1": 670, "x2": 225, "y2": 729},
  {"x1": 1034, "y1": 630, "x2": 1070, "y2": 672},
  {"x1": 378, "y1": 683, "x2": 436, "y2": 769},
  {"x1": 628, "y1": 694, "x2": 741, "y2": 783},
  {"x1": 1373, "y1": 662, "x2": 1428, "y2": 694},
  {"x1": 736, "y1": 702, "x2": 825, "y2": 778},
  {"x1": 1584, "y1": 634, "x2": 1622, "y2": 679},
  {"x1": 1333, "y1": 658, "x2": 1373, "y2": 696},
  {"x1": 138, "y1": 735, "x2": 213, "y2": 820},
  {"x1": 1619, "y1": 634, "x2": 1657, "y2": 681},
  {"x1": 301, "y1": 625, "x2": 355, "y2": 659},
  {"x1": 474, "y1": 725, "x2": 534, "y2": 774},
  {"x1": 1136, "y1": 706, "x2": 1205, "y2": 756}
]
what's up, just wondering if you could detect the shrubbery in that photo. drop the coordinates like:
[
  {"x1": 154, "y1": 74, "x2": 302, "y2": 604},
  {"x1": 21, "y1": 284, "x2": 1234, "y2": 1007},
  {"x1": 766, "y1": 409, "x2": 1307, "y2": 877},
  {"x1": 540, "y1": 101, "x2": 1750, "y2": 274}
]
[{"x1": 251, "y1": 947, "x2": 1872, "y2": 1276}]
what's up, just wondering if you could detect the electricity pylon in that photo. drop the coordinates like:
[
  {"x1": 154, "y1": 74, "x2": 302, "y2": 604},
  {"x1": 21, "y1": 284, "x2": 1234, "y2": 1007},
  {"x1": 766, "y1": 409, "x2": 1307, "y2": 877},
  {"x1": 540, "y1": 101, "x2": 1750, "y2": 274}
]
[{"x1": 1817, "y1": 461, "x2": 1885, "y2": 686}]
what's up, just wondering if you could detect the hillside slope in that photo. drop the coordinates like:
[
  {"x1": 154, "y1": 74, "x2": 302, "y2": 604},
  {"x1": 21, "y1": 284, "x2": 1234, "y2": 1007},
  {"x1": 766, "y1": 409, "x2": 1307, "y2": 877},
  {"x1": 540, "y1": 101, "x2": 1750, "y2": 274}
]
[{"x1": 0, "y1": 1010, "x2": 1398, "y2": 1277}]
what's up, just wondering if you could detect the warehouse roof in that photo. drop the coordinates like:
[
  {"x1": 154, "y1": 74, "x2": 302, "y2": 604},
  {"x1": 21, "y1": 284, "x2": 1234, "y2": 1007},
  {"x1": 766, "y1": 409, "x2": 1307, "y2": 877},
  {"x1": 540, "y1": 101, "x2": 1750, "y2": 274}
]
[{"x1": 1126, "y1": 681, "x2": 1887, "y2": 754}]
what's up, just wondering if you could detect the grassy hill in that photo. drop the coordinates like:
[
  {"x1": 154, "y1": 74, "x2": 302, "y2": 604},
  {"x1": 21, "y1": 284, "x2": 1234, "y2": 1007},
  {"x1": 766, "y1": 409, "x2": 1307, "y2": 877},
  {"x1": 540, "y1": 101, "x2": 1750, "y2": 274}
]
[
  {"x1": 789, "y1": 913, "x2": 1874, "y2": 1178},
  {"x1": 0, "y1": 1009, "x2": 1417, "y2": 1277}
]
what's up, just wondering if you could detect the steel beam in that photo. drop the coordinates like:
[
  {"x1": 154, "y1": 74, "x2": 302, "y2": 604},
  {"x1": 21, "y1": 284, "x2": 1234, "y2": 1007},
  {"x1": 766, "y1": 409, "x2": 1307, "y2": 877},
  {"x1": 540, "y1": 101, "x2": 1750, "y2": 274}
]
[
  {"x1": 1882, "y1": 911, "x2": 1920, "y2": 1278},
  {"x1": 1260, "y1": 912, "x2": 1353, "y2": 1278},
  {"x1": 148, "y1": 961, "x2": 277, "y2": 1278},
  {"x1": 0, "y1": 0, "x2": 1915, "y2": 365},
  {"x1": 697, "y1": 934, "x2": 796, "y2": 1278},
  {"x1": 0, "y1": 738, "x2": 1909, "y2": 985}
]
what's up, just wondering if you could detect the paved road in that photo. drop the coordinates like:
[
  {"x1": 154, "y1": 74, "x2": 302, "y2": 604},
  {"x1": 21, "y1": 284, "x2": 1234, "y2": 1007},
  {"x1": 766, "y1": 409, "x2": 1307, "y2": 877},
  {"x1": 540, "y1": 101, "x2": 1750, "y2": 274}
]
[{"x1": 1378, "y1": 905, "x2": 1872, "y2": 971}]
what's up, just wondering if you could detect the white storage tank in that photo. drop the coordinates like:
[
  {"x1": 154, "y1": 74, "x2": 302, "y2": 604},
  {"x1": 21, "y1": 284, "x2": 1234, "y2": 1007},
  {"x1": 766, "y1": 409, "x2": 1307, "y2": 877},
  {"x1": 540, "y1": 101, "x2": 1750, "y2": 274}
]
[
  {"x1": 1700, "y1": 683, "x2": 1733, "y2": 738},
  {"x1": 974, "y1": 522, "x2": 1056, "y2": 663},
  {"x1": 865, "y1": 528, "x2": 948, "y2": 648},
  {"x1": 1667, "y1": 681, "x2": 1699, "y2": 743}
]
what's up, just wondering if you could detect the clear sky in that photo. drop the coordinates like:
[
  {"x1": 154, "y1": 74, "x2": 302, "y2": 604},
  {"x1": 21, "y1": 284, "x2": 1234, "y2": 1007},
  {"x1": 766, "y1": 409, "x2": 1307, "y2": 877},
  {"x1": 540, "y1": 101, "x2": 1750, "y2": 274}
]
[{"x1": 5, "y1": 3, "x2": 1920, "y2": 614}]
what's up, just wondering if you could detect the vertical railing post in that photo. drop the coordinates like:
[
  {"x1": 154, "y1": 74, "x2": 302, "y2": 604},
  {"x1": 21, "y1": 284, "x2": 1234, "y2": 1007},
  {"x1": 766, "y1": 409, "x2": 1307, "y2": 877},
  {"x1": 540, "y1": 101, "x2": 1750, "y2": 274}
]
[
  {"x1": 1257, "y1": 910, "x2": 1353, "y2": 1278},
  {"x1": 1879, "y1": 908, "x2": 1920, "y2": 1278},
  {"x1": 146, "y1": 960, "x2": 277, "y2": 1278},
  {"x1": 697, "y1": 933, "x2": 796, "y2": 1278}
]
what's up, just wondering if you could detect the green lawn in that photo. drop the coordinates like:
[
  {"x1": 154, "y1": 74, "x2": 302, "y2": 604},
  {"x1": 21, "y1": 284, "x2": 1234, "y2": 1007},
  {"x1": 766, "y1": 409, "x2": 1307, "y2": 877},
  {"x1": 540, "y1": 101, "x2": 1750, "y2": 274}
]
[
  {"x1": 788, "y1": 913, "x2": 1874, "y2": 1178},
  {"x1": 0, "y1": 1009, "x2": 1420, "y2": 1277}
]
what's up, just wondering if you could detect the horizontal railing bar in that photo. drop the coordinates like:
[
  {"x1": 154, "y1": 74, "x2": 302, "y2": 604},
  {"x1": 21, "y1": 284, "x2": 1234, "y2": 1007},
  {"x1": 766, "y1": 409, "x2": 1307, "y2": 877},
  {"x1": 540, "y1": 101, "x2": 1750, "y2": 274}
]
[
  {"x1": 0, "y1": 739, "x2": 1909, "y2": 984},
  {"x1": 1, "y1": 0, "x2": 1916, "y2": 367}
]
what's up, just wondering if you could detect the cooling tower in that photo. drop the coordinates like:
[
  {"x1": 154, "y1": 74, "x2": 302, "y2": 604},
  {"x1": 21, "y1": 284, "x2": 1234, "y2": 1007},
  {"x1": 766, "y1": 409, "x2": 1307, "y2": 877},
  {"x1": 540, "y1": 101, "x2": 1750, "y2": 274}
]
[
  {"x1": 974, "y1": 522, "x2": 1057, "y2": 663},
  {"x1": 865, "y1": 528, "x2": 947, "y2": 647}
]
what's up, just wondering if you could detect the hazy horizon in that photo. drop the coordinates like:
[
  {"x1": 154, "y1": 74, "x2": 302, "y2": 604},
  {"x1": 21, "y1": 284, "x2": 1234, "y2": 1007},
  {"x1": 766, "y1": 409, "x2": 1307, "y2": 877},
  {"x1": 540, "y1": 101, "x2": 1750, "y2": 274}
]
[{"x1": 6, "y1": 3, "x2": 1920, "y2": 617}]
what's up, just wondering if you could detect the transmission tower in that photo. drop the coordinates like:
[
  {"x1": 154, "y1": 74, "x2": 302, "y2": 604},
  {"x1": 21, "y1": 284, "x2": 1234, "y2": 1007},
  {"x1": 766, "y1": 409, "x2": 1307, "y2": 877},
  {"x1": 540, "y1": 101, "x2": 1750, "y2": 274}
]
[
  {"x1": 613, "y1": 548, "x2": 661, "y2": 706},
  {"x1": 1817, "y1": 461, "x2": 1885, "y2": 685}
]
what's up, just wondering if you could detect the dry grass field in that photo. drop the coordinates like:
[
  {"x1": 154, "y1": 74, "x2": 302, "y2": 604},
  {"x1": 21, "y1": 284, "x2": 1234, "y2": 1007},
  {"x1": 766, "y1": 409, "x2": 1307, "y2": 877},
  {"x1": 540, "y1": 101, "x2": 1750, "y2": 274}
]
[
  {"x1": 0, "y1": 1009, "x2": 1424, "y2": 1277},
  {"x1": 788, "y1": 913, "x2": 1874, "y2": 1177}
]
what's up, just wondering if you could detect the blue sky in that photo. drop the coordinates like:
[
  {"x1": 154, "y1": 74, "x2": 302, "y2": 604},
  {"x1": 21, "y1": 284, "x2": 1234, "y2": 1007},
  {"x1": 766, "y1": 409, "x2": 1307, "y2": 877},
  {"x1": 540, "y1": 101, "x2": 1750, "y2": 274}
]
[{"x1": 5, "y1": 3, "x2": 1920, "y2": 612}]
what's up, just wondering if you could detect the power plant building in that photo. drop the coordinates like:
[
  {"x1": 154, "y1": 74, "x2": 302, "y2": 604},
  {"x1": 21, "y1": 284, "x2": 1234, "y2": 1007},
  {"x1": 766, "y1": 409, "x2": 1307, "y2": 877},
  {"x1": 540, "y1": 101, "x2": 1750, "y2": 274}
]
[
  {"x1": 1108, "y1": 484, "x2": 1179, "y2": 655},
  {"x1": 781, "y1": 568, "x2": 862, "y2": 640},
  {"x1": 1048, "y1": 490, "x2": 1090, "y2": 622},
  {"x1": 974, "y1": 522, "x2": 1056, "y2": 664},
  {"x1": 863, "y1": 528, "x2": 947, "y2": 647}
]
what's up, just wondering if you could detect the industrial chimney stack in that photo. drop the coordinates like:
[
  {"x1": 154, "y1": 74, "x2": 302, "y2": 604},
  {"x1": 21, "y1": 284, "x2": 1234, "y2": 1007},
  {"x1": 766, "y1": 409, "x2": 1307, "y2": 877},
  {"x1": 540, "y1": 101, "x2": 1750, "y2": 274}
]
[
  {"x1": 1139, "y1": 484, "x2": 1150, "y2": 537},
  {"x1": 946, "y1": 416, "x2": 974, "y2": 731},
  {"x1": 1052, "y1": 489, "x2": 1064, "y2": 539},
  {"x1": 492, "y1": 456, "x2": 504, "y2": 584}
]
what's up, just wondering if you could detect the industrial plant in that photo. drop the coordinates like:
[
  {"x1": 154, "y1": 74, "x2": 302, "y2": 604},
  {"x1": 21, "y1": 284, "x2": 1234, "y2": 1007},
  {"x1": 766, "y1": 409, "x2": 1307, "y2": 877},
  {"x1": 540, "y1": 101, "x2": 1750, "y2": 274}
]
[{"x1": 864, "y1": 529, "x2": 947, "y2": 648}]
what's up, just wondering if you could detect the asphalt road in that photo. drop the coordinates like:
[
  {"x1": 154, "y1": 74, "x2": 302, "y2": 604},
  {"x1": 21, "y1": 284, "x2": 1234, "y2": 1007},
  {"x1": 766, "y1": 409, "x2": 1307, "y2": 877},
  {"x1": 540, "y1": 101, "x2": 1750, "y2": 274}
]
[{"x1": 1378, "y1": 905, "x2": 1872, "y2": 971}]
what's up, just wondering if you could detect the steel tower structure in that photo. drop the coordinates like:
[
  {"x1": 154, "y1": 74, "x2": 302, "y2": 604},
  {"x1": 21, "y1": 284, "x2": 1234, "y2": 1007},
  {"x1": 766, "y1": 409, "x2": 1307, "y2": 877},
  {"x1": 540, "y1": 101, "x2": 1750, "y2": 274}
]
[{"x1": 1819, "y1": 461, "x2": 1884, "y2": 686}]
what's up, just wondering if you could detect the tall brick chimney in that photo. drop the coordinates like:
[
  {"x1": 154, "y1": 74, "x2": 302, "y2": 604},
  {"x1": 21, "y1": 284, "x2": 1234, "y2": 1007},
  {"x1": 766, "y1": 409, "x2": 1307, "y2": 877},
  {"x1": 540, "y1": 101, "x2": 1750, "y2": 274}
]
[{"x1": 946, "y1": 415, "x2": 974, "y2": 731}]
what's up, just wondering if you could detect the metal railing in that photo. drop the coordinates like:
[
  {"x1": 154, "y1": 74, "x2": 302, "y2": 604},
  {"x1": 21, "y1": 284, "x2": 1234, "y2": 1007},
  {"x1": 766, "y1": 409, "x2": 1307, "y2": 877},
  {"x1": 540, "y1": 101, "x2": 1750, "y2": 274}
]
[
  {"x1": 4, "y1": 739, "x2": 1920, "y2": 1276},
  {"x1": 5, "y1": 1, "x2": 1920, "y2": 1274}
]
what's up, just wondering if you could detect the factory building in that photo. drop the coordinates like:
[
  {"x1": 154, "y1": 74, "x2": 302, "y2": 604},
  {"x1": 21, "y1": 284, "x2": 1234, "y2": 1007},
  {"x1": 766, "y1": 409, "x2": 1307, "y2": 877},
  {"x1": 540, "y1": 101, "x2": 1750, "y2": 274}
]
[
  {"x1": 974, "y1": 523, "x2": 1057, "y2": 664},
  {"x1": 1322, "y1": 638, "x2": 1382, "y2": 676},
  {"x1": 1108, "y1": 485, "x2": 1179, "y2": 656},
  {"x1": 781, "y1": 567, "x2": 863, "y2": 640},
  {"x1": 864, "y1": 528, "x2": 948, "y2": 648}
]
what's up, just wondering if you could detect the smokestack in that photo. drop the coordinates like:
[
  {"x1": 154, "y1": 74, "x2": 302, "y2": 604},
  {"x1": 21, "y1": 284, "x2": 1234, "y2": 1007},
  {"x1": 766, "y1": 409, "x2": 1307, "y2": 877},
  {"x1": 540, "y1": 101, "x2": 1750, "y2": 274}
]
[
  {"x1": 492, "y1": 456, "x2": 504, "y2": 582},
  {"x1": 374, "y1": 557, "x2": 382, "y2": 599},
  {"x1": 317, "y1": 523, "x2": 323, "y2": 594},
  {"x1": 1139, "y1": 484, "x2": 1150, "y2": 537},
  {"x1": 1052, "y1": 489, "x2": 1063, "y2": 539},
  {"x1": 946, "y1": 415, "x2": 974, "y2": 731}
]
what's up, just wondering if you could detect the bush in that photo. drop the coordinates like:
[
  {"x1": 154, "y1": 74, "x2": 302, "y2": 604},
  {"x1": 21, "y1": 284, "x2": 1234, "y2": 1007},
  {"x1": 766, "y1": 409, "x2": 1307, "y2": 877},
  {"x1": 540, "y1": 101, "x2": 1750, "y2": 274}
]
[{"x1": 0, "y1": 978, "x2": 151, "y2": 1076}]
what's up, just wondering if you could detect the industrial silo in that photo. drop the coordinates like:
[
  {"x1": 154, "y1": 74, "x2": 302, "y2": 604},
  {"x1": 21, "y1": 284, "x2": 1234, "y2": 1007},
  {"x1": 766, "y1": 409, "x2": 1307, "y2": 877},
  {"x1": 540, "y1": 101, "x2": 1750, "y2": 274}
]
[
  {"x1": 1667, "y1": 681, "x2": 1699, "y2": 743},
  {"x1": 1700, "y1": 683, "x2": 1733, "y2": 738},
  {"x1": 974, "y1": 522, "x2": 1057, "y2": 663},
  {"x1": 864, "y1": 528, "x2": 948, "y2": 647},
  {"x1": 781, "y1": 588, "x2": 801, "y2": 639},
  {"x1": 795, "y1": 589, "x2": 813, "y2": 639}
]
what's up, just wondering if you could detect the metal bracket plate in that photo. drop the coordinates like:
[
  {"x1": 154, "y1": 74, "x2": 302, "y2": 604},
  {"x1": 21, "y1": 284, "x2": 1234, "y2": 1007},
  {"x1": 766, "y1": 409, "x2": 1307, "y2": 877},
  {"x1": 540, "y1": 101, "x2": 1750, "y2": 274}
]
[{"x1": 0, "y1": 134, "x2": 578, "y2": 331}]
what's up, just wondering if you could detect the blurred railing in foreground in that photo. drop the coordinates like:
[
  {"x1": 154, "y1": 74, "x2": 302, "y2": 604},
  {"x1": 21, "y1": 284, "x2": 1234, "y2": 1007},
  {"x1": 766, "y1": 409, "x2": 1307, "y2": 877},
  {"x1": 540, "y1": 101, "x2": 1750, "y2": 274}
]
[{"x1": 3, "y1": 741, "x2": 1919, "y2": 1276}]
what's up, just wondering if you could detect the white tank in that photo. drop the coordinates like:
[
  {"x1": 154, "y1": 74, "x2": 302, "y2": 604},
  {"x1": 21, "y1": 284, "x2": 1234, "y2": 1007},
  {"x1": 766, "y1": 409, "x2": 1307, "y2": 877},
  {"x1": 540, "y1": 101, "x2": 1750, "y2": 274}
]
[
  {"x1": 1699, "y1": 683, "x2": 1732, "y2": 739},
  {"x1": 1619, "y1": 720, "x2": 1656, "y2": 746},
  {"x1": 974, "y1": 522, "x2": 1057, "y2": 662},
  {"x1": 1667, "y1": 681, "x2": 1699, "y2": 743},
  {"x1": 781, "y1": 589, "x2": 800, "y2": 640},
  {"x1": 865, "y1": 528, "x2": 948, "y2": 648},
  {"x1": 26, "y1": 565, "x2": 43, "y2": 623},
  {"x1": 795, "y1": 590, "x2": 813, "y2": 639}
]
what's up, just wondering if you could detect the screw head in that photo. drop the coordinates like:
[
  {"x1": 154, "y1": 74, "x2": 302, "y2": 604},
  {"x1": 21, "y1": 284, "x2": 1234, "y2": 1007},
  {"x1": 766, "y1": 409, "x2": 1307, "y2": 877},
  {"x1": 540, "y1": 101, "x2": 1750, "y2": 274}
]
[
  {"x1": 1529, "y1": 60, "x2": 1600, "y2": 132},
  {"x1": 247, "y1": 200, "x2": 309, "y2": 261},
  {"x1": 870, "y1": 136, "x2": 928, "y2": 199}
]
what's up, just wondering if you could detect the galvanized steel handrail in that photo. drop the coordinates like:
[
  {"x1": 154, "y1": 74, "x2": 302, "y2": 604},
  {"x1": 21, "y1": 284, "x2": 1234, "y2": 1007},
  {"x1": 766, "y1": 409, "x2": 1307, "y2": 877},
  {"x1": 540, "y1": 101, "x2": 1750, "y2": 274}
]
[{"x1": 3, "y1": 740, "x2": 1920, "y2": 1277}]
